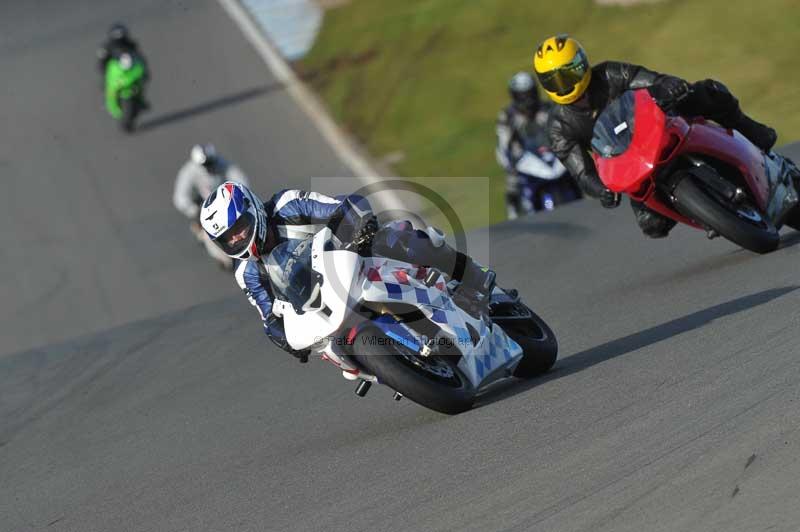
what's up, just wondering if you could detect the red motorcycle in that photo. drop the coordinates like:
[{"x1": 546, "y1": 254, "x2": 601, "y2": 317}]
[{"x1": 592, "y1": 89, "x2": 800, "y2": 253}]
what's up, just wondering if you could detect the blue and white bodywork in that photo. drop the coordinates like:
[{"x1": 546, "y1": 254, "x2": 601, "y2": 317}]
[{"x1": 270, "y1": 228, "x2": 525, "y2": 390}]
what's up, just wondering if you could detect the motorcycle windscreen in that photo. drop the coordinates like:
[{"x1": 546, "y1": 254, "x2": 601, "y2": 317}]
[
  {"x1": 266, "y1": 239, "x2": 322, "y2": 314},
  {"x1": 592, "y1": 89, "x2": 666, "y2": 194}
]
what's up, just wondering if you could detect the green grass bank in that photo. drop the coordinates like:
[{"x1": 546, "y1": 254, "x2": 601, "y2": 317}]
[{"x1": 298, "y1": 0, "x2": 800, "y2": 227}]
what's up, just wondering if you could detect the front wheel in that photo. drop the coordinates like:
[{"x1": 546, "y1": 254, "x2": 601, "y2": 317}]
[
  {"x1": 492, "y1": 303, "x2": 558, "y2": 378},
  {"x1": 350, "y1": 326, "x2": 476, "y2": 415},
  {"x1": 120, "y1": 98, "x2": 138, "y2": 133},
  {"x1": 785, "y1": 209, "x2": 800, "y2": 231},
  {"x1": 785, "y1": 173, "x2": 800, "y2": 230},
  {"x1": 673, "y1": 177, "x2": 780, "y2": 254}
]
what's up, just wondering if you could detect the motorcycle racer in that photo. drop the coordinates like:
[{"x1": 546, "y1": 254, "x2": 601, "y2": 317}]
[
  {"x1": 534, "y1": 34, "x2": 778, "y2": 238},
  {"x1": 174, "y1": 144, "x2": 249, "y2": 269},
  {"x1": 99, "y1": 23, "x2": 150, "y2": 127},
  {"x1": 496, "y1": 72, "x2": 554, "y2": 215},
  {"x1": 173, "y1": 144, "x2": 249, "y2": 223},
  {"x1": 97, "y1": 23, "x2": 146, "y2": 76},
  {"x1": 496, "y1": 71, "x2": 552, "y2": 172},
  {"x1": 199, "y1": 183, "x2": 496, "y2": 361}
]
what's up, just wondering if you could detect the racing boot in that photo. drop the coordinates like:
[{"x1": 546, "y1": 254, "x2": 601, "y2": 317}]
[
  {"x1": 372, "y1": 223, "x2": 496, "y2": 297},
  {"x1": 421, "y1": 226, "x2": 496, "y2": 298},
  {"x1": 452, "y1": 251, "x2": 496, "y2": 299},
  {"x1": 732, "y1": 112, "x2": 777, "y2": 152},
  {"x1": 632, "y1": 200, "x2": 676, "y2": 238}
]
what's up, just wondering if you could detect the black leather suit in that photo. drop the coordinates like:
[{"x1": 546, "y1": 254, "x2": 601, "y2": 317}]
[
  {"x1": 96, "y1": 37, "x2": 145, "y2": 74},
  {"x1": 548, "y1": 61, "x2": 775, "y2": 238}
]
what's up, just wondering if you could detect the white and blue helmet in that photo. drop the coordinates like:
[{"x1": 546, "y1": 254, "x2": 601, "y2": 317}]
[{"x1": 200, "y1": 182, "x2": 268, "y2": 260}]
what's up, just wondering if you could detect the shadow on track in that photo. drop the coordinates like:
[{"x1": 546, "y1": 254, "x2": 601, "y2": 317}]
[
  {"x1": 779, "y1": 230, "x2": 800, "y2": 249},
  {"x1": 477, "y1": 286, "x2": 799, "y2": 407},
  {"x1": 490, "y1": 220, "x2": 590, "y2": 239},
  {"x1": 136, "y1": 83, "x2": 283, "y2": 132},
  {"x1": 622, "y1": 231, "x2": 800, "y2": 292}
]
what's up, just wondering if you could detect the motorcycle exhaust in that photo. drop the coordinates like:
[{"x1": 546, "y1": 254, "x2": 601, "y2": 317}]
[{"x1": 684, "y1": 158, "x2": 743, "y2": 203}]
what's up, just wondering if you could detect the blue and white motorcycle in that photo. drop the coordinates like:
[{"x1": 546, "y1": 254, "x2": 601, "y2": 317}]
[
  {"x1": 267, "y1": 226, "x2": 558, "y2": 415},
  {"x1": 500, "y1": 132, "x2": 583, "y2": 219}
]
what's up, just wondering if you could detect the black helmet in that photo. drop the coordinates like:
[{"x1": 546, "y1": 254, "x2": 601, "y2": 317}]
[
  {"x1": 108, "y1": 23, "x2": 129, "y2": 42},
  {"x1": 508, "y1": 71, "x2": 541, "y2": 116}
]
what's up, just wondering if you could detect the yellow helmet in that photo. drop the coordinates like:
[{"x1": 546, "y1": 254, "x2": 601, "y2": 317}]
[{"x1": 534, "y1": 34, "x2": 591, "y2": 105}]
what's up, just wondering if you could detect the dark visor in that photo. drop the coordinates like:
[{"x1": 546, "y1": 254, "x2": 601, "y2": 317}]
[
  {"x1": 538, "y1": 50, "x2": 589, "y2": 96},
  {"x1": 215, "y1": 212, "x2": 255, "y2": 256}
]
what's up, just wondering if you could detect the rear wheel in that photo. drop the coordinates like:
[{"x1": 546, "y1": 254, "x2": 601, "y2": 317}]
[
  {"x1": 673, "y1": 176, "x2": 779, "y2": 254},
  {"x1": 351, "y1": 326, "x2": 476, "y2": 415}
]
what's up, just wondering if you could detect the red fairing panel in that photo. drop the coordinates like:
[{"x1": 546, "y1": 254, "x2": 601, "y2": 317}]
[
  {"x1": 681, "y1": 121, "x2": 770, "y2": 211},
  {"x1": 594, "y1": 90, "x2": 666, "y2": 194}
]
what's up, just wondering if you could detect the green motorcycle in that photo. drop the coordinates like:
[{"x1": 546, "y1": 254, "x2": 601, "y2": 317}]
[{"x1": 105, "y1": 53, "x2": 147, "y2": 132}]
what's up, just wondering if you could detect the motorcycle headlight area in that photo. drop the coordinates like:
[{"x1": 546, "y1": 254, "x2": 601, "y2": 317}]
[{"x1": 267, "y1": 239, "x2": 323, "y2": 313}]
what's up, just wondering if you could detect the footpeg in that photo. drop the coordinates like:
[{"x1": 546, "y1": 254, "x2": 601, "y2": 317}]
[{"x1": 355, "y1": 380, "x2": 372, "y2": 397}]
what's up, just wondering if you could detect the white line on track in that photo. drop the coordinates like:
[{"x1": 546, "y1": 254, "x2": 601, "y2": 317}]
[{"x1": 218, "y1": 0, "x2": 405, "y2": 212}]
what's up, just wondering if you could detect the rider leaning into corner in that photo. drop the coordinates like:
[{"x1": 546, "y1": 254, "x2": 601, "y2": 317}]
[
  {"x1": 198, "y1": 183, "x2": 497, "y2": 362},
  {"x1": 496, "y1": 72, "x2": 555, "y2": 214},
  {"x1": 534, "y1": 34, "x2": 779, "y2": 238},
  {"x1": 496, "y1": 71, "x2": 553, "y2": 172},
  {"x1": 173, "y1": 144, "x2": 249, "y2": 230}
]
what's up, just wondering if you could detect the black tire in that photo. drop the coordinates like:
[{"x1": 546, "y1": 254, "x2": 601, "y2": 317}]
[
  {"x1": 506, "y1": 191, "x2": 523, "y2": 219},
  {"x1": 495, "y1": 308, "x2": 558, "y2": 378},
  {"x1": 788, "y1": 174, "x2": 800, "y2": 230},
  {"x1": 350, "y1": 326, "x2": 475, "y2": 415},
  {"x1": 672, "y1": 176, "x2": 779, "y2": 254},
  {"x1": 120, "y1": 98, "x2": 138, "y2": 133},
  {"x1": 785, "y1": 207, "x2": 800, "y2": 231},
  {"x1": 784, "y1": 172, "x2": 800, "y2": 231}
]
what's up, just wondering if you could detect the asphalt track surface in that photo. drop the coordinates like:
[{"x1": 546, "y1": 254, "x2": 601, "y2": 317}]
[{"x1": 2, "y1": 2, "x2": 800, "y2": 532}]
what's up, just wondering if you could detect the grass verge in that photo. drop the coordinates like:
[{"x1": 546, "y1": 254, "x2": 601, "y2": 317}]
[{"x1": 298, "y1": 0, "x2": 800, "y2": 228}]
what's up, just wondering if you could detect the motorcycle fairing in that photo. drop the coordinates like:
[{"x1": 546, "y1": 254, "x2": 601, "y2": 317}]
[
  {"x1": 457, "y1": 318, "x2": 521, "y2": 385},
  {"x1": 273, "y1": 229, "x2": 523, "y2": 389},
  {"x1": 683, "y1": 123, "x2": 770, "y2": 210},
  {"x1": 594, "y1": 90, "x2": 666, "y2": 195},
  {"x1": 515, "y1": 151, "x2": 568, "y2": 181},
  {"x1": 272, "y1": 233, "x2": 362, "y2": 350},
  {"x1": 675, "y1": 122, "x2": 798, "y2": 224},
  {"x1": 593, "y1": 89, "x2": 799, "y2": 230},
  {"x1": 359, "y1": 258, "x2": 523, "y2": 388}
]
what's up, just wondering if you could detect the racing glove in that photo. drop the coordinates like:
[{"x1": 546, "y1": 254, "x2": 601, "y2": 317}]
[
  {"x1": 649, "y1": 77, "x2": 690, "y2": 110},
  {"x1": 600, "y1": 188, "x2": 622, "y2": 209},
  {"x1": 327, "y1": 195, "x2": 374, "y2": 244},
  {"x1": 265, "y1": 314, "x2": 311, "y2": 363}
]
